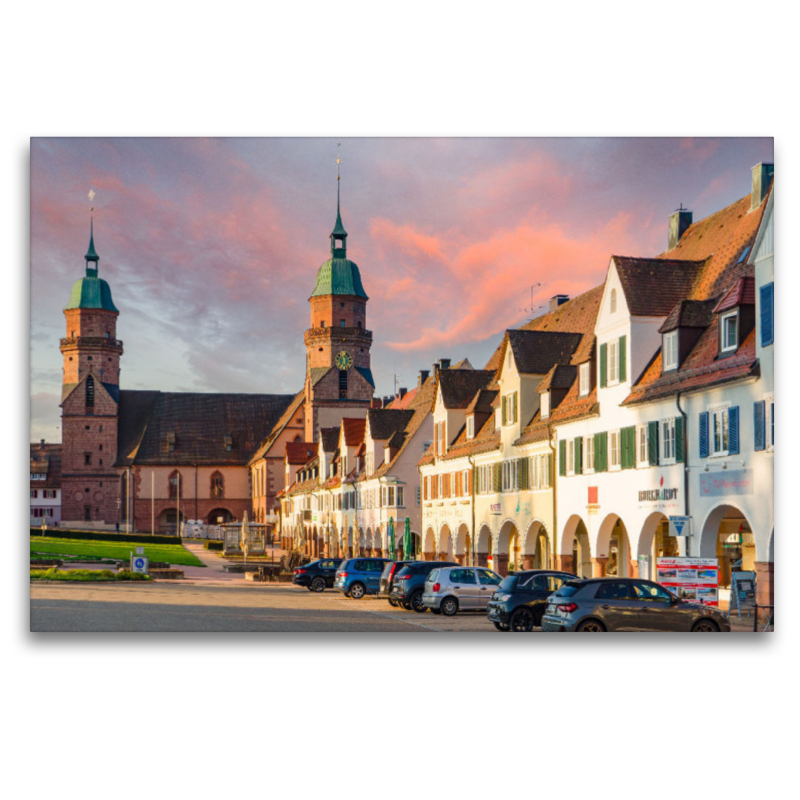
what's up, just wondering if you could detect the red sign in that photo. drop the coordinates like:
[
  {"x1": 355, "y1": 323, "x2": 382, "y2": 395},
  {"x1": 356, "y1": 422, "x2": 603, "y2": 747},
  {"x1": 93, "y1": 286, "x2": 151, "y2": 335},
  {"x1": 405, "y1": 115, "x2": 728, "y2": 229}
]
[
  {"x1": 588, "y1": 486, "x2": 598, "y2": 504},
  {"x1": 656, "y1": 557, "x2": 719, "y2": 606}
]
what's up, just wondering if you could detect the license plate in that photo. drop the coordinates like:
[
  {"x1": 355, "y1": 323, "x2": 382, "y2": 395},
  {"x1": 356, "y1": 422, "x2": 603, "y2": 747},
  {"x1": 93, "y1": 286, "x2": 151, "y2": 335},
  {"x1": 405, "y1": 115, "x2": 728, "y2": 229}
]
[{"x1": 547, "y1": 604, "x2": 556, "y2": 613}]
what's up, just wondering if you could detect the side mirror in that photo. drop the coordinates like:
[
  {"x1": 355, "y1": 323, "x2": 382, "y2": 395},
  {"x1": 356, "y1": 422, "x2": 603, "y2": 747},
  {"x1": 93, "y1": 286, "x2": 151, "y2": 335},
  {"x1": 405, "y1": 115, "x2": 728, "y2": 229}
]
[{"x1": 670, "y1": 594, "x2": 680, "y2": 605}]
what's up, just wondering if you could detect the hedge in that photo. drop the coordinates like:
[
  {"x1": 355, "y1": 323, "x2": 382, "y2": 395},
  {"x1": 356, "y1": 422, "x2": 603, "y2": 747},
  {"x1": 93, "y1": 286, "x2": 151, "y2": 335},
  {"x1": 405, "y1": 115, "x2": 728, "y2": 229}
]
[
  {"x1": 204, "y1": 540, "x2": 223, "y2": 551},
  {"x1": 30, "y1": 528, "x2": 180, "y2": 546},
  {"x1": 30, "y1": 568, "x2": 152, "y2": 582}
]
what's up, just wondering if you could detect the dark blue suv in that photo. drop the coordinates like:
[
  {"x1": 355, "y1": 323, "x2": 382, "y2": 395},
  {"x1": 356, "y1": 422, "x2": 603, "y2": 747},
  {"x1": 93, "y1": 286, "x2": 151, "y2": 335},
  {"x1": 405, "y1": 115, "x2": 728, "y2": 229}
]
[{"x1": 334, "y1": 558, "x2": 391, "y2": 598}]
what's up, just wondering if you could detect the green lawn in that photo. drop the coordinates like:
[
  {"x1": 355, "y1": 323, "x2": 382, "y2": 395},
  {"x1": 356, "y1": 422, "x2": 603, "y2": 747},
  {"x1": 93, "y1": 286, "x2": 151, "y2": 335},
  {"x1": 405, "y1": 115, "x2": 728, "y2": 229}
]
[{"x1": 30, "y1": 537, "x2": 204, "y2": 567}]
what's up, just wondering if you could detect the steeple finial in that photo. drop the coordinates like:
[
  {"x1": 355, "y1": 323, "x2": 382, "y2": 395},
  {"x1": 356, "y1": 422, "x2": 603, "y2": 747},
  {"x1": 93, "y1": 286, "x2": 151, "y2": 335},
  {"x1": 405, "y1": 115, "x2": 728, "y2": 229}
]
[
  {"x1": 85, "y1": 189, "x2": 99, "y2": 273},
  {"x1": 331, "y1": 145, "x2": 347, "y2": 256}
]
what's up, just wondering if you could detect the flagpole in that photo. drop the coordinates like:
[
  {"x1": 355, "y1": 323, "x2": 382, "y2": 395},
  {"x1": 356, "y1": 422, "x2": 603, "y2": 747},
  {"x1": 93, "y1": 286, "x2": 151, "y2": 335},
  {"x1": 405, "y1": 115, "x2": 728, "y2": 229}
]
[{"x1": 151, "y1": 470, "x2": 155, "y2": 535}]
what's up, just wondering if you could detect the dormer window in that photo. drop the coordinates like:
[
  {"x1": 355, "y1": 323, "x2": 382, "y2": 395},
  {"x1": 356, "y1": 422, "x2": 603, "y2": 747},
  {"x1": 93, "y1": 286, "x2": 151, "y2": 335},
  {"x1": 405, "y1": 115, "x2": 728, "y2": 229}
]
[
  {"x1": 663, "y1": 331, "x2": 679, "y2": 371},
  {"x1": 224, "y1": 436, "x2": 233, "y2": 452},
  {"x1": 720, "y1": 311, "x2": 738, "y2": 353},
  {"x1": 579, "y1": 363, "x2": 590, "y2": 396},
  {"x1": 541, "y1": 392, "x2": 550, "y2": 419},
  {"x1": 466, "y1": 416, "x2": 475, "y2": 440}
]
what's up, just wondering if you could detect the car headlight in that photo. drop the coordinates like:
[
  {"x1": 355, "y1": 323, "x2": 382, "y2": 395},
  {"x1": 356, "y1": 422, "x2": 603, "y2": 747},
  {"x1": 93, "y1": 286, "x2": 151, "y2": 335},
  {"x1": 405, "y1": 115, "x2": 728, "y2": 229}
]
[{"x1": 496, "y1": 593, "x2": 512, "y2": 602}]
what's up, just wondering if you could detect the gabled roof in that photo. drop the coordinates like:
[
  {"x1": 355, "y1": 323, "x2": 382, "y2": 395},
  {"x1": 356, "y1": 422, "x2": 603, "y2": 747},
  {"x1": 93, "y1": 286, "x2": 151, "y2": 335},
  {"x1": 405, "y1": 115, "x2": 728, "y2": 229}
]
[
  {"x1": 437, "y1": 369, "x2": 495, "y2": 409},
  {"x1": 367, "y1": 408, "x2": 415, "y2": 441},
  {"x1": 320, "y1": 427, "x2": 341, "y2": 453},
  {"x1": 659, "y1": 299, "x2": 718, "y2": 334},
  {"x1": 248, "y1": 390, "x2": 305, "y2": 465},
  {"x1": 286, "y1": 441, "x2": 316, "y2": 465},
  {"x1": 713, "y1": 276, "x2": 755, "y2": 314},
  {"x1": 310, "y1": 367, "x2": 331, "y2": 386},
  {"x1": 505, "y1": 330, "x2": 584, "y2": 375},
  {"x1": 341, "y1": 418, "x2": 366, "y2": 446},
  {"x1": 537, "y1": 364, "x2": 578, "y2": 393},
  {"x1": 612, "y1": 256, "x2": 706, "y2": 317},
  {"x1": 30, "y1": 442, "x2": 62, "y2": 488},
  {"x1": 465, "y1": 388, "x2": 498, "y2": 416}
]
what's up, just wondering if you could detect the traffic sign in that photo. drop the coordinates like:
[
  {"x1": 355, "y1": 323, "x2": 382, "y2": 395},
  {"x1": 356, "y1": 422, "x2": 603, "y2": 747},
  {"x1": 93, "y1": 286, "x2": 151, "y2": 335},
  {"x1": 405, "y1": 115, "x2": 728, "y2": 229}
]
[
  {"x1": 669, "y1": 515, "x2": 692, "y2": 537},
  {"x1": 131, "y1": 555, "x2": 149, "y2": 574},
  {"x1": 135, "y1": 546, "x2": 144, "y2": 555}
]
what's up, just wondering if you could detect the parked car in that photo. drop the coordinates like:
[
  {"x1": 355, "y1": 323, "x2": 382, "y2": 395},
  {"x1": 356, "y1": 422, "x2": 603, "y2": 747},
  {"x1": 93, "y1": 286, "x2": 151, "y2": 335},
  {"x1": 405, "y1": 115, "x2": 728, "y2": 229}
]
[
  {"x1": 334, "y1": 558, "x2": 391, "y2": 599},
  {"x1": 422, "y1": 566, "x2": 503, "y2": 616},
  {"x1": 541, "y1": 578, "x2": 731, "y2": 632},
  {"x1": 292, "y1": 558, "x2": 344, "y2": 592},
  {"x1": 389, "y1": 560, "x2": 459, "y2": 612},
  {"x1": 486, "y1": 570, "x2": 577, "y2": 631},
  {"x1": 379, "y1": 561, "x2": 417, "y2": 605}
]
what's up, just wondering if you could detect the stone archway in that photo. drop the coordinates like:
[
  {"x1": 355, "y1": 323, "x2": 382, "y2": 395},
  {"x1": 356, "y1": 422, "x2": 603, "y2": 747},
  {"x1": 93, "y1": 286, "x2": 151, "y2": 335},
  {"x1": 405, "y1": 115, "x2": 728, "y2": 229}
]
[
  {"x1": 207, "y1": 507, "x2": 233, "y2": 525},
  {"x1": 495, "y1": 519, "x2": 519, "y2": 576},
  {"x1": 522, "y1": 520, "x2": 549, "y2": 570},
  {"x1": 455, "y1": 523, "x2": 471, "y2": 566},
  {"x1": 475, "y1": 524, "x2": 492, "y2": 567},
  {"x1": 438, "y1": 523, "x2": 454, "y2": 561},
  {"x1": 596, "y1": 514, "x2": 632, "y2": 578},
  {"x1": 423, "y1": 527, "x2": 436, "y2": 561},
  {"x1": 700, "y1": 504, "x2": 755, "y2": 588},
  {"x1": 158, "y1": 507, "x2": 185, "y2": 534},
  {"x1": 561, "y1": 514, "x2": 591, "y2": 578},
  {"x1": 637, "y1": 511, "x2": 680, "y2": 581}
]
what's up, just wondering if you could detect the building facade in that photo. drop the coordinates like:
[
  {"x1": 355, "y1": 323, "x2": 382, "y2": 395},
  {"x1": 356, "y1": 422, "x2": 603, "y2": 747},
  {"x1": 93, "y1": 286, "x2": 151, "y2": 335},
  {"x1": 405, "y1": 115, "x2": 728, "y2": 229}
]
[{"x1": 30, "y1": 440, "x2": 62, "y2": 526}]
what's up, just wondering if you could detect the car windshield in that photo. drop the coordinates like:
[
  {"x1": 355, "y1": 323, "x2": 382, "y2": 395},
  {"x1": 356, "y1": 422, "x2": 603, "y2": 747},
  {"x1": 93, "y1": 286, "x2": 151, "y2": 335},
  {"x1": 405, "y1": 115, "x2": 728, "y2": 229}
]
[
  {"x1": 499, "y1": 576, "x2": 518, "y2": 591},
  {"x1": 338, "y1": 561, "x2": 349, "y2": 570},
  {"x1": 395, "y1": 566, "x2": 414, "y2": 578},
  {"x1": 553, "y1": 581, "x2": 583, "y2": 597}
]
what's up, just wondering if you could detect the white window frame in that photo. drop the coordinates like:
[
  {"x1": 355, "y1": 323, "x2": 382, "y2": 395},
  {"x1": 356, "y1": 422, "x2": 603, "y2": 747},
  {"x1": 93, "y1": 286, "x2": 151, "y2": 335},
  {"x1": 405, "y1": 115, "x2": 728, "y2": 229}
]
[
  {"x1": 663, "y1": 330, "x2": 678, "y2": 370},
  {"x1": 566, "y1": 439, "x2": 575, "y2": 476},
  {"x1": 437, "y1": 474, "x2": 444, "y2": 498},
  {"x1": 540, "y1": 454, "x2": 550, "y2": 489},
  {"x1": 720, "y1": 311, "x2": 739, "y2": 353},
  {"x1": 608, "y1": 339, "x2": 619, "y2": 385},
  {"x1": 660, "y1": 418, "x2": 677, "y2": 464},
  {"x1": 609, "y1": 429, "x2": 621, "y2": 470},
  {"x1": 579, "y1": 363, "x2": 590, "y2": 396},
  {"x1": 636, "y1": 423, "x2": 649, "y2": 467},
  {"x1": 584, "y1": 436, "x2": 594, "y2": 474},
  {"x1": 462, "y1": 469, "x2": 470, "y2": 496},
  {"x1": 540, "y1": 392, "x2": 550, "y2": 419},
  {"x1": 709, "y1": 404, "x2": 730, "y2": 457},
  {"x1": 501, "y1": 460, "x2": 518, "y2": 492},
  {"x1": 466, "y1": 416, "x2": 474, "y2": 439}
]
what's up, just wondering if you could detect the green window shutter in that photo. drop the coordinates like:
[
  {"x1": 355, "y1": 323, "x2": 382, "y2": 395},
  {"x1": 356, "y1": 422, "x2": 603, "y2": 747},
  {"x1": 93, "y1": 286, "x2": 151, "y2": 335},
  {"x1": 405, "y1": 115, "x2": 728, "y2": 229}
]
[
  {"x1": 648, "y1": 421, "x2": 659, "y2": 465},
  {"x1": 493, "y1": 462, "x2": 502, "y2": 492},
  {"x1": 520, "y1": 457, "x2": 529, "y2": 490},
  {"x1": 574, "y1": 437, "x2": 583, "y2": 475},
  {"x1": 501, "y1": 395, "x2": 507, "y2": 426},
  {"x1": 620, "y1": 426, "x2": 631, "y2": 469},
  {"x1": 675, "y1": 416, "x2": 684, "y2": 463},
  {"x1": 619, "y1": 335, "x2": 627, "y2": 382},
  {"x1": 547, "y1": 453, "x2": 553, "y2": 485},
  {"x1": 594, "y1": 432, "x2": 608, "y2": 472},
  {"x1": 599, "y1": 343, "x2": 607, "y2": 388},
  {"x1": 559, "y1": 440, "x2": 567, "y2": 476}
]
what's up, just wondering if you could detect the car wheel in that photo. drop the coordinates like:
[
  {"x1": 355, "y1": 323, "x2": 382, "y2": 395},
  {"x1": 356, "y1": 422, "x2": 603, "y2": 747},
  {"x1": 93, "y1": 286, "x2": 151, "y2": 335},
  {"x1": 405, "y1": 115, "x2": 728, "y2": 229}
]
[
  {"x1": 510, "y1": 607, "x2": 535, "y2": 632},
  {"x1": 576, "y1": 618, "x2": 606, "y2": 632},
  {"x1": 430, "y1": 608, "x2": 442, "y2": 615},
  {"x1": 349, "y1": 582, "x2": 366, "y2": 599},
  {"x1": 401, "y1": 601, "x2": 412, "y2": 610},
  {"x1": 410, "y1": 591, "x2": 427, "y2": 613},
  {"x1": 493, "y1": 621, "x2": 510, "y2": 631},
  {"x1": 311, "y1": 577, "x2": 326, "y2": 593},
  {"x1": 440, "y1": 597, "x2": 458, "y2": 617},
  {"x1": 388, "y1": 597, "x2": 398, "y2": 607},
  {"x1": 692, "y1": 618, "x2": 720, "y2": 632}
]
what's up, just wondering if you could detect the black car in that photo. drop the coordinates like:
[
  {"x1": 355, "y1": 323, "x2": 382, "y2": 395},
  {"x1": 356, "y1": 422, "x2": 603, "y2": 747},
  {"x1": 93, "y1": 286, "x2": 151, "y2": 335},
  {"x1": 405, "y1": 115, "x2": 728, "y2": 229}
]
[
  {"x1": 389, "y1": 560, "x2": 459, "y2": 612},
  {"x1": 292, "y1": 558, "x2": 344, "y2": 592},
  {"x1": 380, "y1": 561, "x2": 416, "y2": 604},
  {"x1": 487, "y1": 570, "x2": 576, "y2": 631}
]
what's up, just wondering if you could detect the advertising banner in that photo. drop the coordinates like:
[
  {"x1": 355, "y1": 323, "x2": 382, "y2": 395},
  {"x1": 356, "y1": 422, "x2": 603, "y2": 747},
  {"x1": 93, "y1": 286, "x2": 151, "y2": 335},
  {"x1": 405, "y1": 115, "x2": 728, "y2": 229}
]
[
  {"x1": 698, "y1": 469, "x2": 754, "y2": 497},
  {"x1": 656, "y1": 557, "x2": 719, "y2": 606}
]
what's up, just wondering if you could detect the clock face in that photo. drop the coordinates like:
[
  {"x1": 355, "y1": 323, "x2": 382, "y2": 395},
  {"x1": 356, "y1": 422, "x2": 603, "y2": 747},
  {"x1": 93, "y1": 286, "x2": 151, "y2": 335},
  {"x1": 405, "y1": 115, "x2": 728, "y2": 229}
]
[{"x1": 335, "y1": 350, "x2": 353, "y2": 370}]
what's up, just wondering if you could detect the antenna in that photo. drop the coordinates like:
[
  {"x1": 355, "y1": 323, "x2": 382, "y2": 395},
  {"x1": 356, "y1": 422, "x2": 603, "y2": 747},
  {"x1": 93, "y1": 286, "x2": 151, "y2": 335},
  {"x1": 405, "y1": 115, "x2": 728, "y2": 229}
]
[{"x1": 516, "y1": 283, "x2": 544, "y2": 320}]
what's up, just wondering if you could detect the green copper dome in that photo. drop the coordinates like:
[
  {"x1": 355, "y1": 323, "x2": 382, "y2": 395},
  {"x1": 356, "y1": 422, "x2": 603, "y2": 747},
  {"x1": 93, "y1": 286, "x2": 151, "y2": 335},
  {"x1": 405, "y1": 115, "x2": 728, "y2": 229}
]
[
  {"x1": 310, "y1": 257, "x2": 368, "y2": 299},
  {"x1": 65, "y1": 274, "x2": 119, "y2": 312}
]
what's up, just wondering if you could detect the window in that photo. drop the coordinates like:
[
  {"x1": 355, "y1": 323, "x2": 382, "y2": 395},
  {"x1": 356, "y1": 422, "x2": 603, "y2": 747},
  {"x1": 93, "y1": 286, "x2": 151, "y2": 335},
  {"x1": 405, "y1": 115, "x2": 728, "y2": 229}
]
[
  {"x1": 339, "y1": 369, "x2": 347, "y2": 398},
  {"x1": 636, "y1": 423, "x2": 649, "y2": 466},
  {"x1": 451, "y1": 568, "x2": 477, "y2": 584},
  {"x1": 502, "y1": 460, "x2": 519, "y2": 492},
  {"x1": 720, "y1": 311, "x2": 738, "y2": 353},
  {"x1": 503, "y1": 392, "x2": 518, "y2": 425},
  {"x1": 661, "y1": 418, "x2": 676, "y2": 463},
  {"x1": 760, "y1": 282, "x2": 774, "y2": 347},
  {"x1": 663, "y1": 331, "x2": 678, "y2": 370},
  {"x1": 466, "y1": 416, "x2": 474, "y2": 439},
  {"x1": 437, "y1": 474, "x2": 443, "y2": 498},
  {"x1": 321, "y1": 320, "x2": 325, "y2": 327},
  {"x1": 462, "y1": 469, "x2": 469, "y2": 496},
  {"x1": 340, "y1": 319, "x2": 346, "y2": 327},
  {"x1": 710, "y1": 407, "x2": 729, "y2": 456},
  {"x1": 30, "y1": 489, "x2": 37, "y2": 498},
  {"x1": 632, "y1": 581, "x2": 672, "y2": 602},
  {"x1": 610, "y1": 288, "x2": 617, "y2": 314},
  {"x1": 416, "y1": 486, "x2": 421, "y2": 506},
  {"x1": 478, "y1": 569, "x2": 502, "y2": 585},
  {"x1": 477, "y1": 464, "x2": 493, "y2": 494},
  {"x1": 769, "y1": 399, "x2": 774, "y2": 450},
  {"x1": 579, "y1": 363, "x2": 590, "y2": 396},
  {"x1": 610, "y1": 430, "x2": 621, "y2": 469},
  {"x1": 211, "y1": 471, "x2": 224, "y2": 499},
  {"x1": 540, "y1": 392, "x2": 550, "y2": 419},
  {"x1": 595, "y1": 581, "x2": 631, "y2": 600},
  {"x1": 608, "y1": 339, "x2": 619, "y2": 384},
  {"x1": 85, "y1": 375, "x2": 95, "y2": 411},
  {"x1": 397, "y1": 486, "x2": 405, "y2": 507},
  {"x1": 169, "y1": 470, "x2": 183, "y2": 499},
  {"x1": 566, "y1": 439, "x2": 575, "y2": 475},
  {"x1": 84, "y1": 452, "x2": 92, "y2": 466},
  {"x1": 585, "y1": 436, "x2": 594, "y2": 473}
]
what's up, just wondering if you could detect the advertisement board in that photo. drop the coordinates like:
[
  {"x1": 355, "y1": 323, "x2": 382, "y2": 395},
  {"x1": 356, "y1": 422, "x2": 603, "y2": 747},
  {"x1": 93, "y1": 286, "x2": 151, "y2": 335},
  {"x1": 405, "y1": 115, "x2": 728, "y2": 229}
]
[{"x1": 656, "y1": 557, "x2": 719, "y2": 606}]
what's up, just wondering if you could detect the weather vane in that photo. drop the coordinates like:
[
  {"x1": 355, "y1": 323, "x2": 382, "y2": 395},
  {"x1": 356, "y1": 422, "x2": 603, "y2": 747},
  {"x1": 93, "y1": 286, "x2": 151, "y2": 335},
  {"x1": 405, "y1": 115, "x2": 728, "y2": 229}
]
[
  {"x1": 336, "y1": 144, "x2": 342, "y2": 181},
  {"x1": 88, "y1": 188, "x2": 96, "y2": 211}
]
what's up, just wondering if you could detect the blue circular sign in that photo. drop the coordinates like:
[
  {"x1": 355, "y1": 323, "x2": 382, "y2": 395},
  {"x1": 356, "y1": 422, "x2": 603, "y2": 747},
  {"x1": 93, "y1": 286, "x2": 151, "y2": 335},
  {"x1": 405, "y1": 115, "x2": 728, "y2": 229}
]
[{"x1": 134, "y1": 557, "x2": 145, "y2": 569}]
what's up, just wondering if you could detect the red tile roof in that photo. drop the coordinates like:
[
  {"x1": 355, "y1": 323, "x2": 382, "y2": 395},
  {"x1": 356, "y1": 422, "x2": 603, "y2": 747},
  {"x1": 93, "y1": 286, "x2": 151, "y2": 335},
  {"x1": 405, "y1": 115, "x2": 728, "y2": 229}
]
[
  {"x1": 286, "y1": 441, "x2": 316, "y2": 465},
  {"x1": 613, "y1": 256, "x2": 706, "y2": 317},
  {"x1": 342, "y1": 418, "x2": 366, "y2": 446},
  {"x1": 713, "y1": 276, "x2": 755, "y2": 314}
]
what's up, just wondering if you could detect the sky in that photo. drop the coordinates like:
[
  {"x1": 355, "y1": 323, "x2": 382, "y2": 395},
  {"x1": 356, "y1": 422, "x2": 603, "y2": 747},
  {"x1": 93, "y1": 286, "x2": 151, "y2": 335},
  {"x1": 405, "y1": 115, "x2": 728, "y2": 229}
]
[{"x1": 30, "y1": 136, "x2": 773, "y2": 442}]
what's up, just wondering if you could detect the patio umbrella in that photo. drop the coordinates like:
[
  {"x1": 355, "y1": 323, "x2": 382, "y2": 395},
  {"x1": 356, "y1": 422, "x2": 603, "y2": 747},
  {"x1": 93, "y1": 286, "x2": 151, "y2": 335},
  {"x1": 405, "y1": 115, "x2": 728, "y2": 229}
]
[
  {"x1": 403, "y1": 517, "x2": 413, "y2": 560},
  {"x1": 388, "y1": 516, "x2": 395, "y2": 558},
  {"x1": 240, "y1": 511, "x2": 250, "y2": 566}
]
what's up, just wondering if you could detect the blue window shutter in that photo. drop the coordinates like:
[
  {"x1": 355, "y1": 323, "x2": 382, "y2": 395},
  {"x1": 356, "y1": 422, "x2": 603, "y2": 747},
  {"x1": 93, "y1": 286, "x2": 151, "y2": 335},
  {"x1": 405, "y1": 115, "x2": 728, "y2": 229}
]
[
  {"x1": 754, "y1": 400, "x2": 765, "y2": 451},
  {"x1": 699, "y1": 412, "x2": 709, "y2": 458},
  {"x1": 728, "y1": 406, "x2": 739, "y2": 455},
  {"x1": 760, "y1": 283, "x2": 774, "y2": 347}
]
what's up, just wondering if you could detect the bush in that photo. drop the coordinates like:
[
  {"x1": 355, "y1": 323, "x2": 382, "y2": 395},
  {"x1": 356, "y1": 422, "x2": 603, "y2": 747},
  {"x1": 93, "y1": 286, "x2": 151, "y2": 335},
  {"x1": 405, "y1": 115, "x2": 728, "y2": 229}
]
[
  {"x1": 30, "y1": 528, "x2": 180, "y2": 546},
  {"x1": 204, "y1": 540, "x2": 223, "y2": 551},
  {"x1": 30, "y1": 567, "x2": 152, "y2": 582}
]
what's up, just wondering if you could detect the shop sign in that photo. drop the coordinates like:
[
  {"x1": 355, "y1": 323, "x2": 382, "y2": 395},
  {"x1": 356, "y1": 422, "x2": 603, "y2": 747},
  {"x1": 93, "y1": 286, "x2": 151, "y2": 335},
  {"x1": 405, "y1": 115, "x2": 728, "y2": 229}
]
[
  {"x1": 668, "y1": 515, "x2": 692, "y2": 538},
  {"x1": 656, "y1": 557, "x2": 719, "y2": 606},
  {"x1": 490, "y1": 503, "x2": 501, "y2": 514},
  {"x1": 638, "y1": 476, "x2": 680, "y2": 509},
  {"x1": 699, "y1": 469, "x2": 753, "y2": 497}
]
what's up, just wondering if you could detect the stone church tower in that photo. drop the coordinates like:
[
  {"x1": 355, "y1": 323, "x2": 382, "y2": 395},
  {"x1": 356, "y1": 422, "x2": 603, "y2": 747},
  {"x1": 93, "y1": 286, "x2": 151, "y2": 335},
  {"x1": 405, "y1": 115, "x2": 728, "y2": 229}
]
[
  {"x1": 303, "y1": 175, "x2": 374, "y2": 440},
  {"x1": 59, "y1": 220, "x2": 124, "y2": 525}
]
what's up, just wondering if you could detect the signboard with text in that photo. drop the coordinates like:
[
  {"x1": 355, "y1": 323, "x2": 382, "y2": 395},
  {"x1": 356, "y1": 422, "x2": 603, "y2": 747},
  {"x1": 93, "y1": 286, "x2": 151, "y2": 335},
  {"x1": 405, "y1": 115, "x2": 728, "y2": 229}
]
[
  {"x1": 699, "y1": 469, "x2": 753, "y2": 497},
  {"x1": 668, "y1": 516, "x2": 692, "y2": 538},
  {"x1": 656, "y1": 557, "x2": 719, "y2": 606}
]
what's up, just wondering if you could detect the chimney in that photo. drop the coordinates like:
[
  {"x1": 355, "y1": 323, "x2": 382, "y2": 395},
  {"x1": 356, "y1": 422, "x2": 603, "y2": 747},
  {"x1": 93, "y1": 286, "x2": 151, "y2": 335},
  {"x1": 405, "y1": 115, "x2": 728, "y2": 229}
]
[
  {"x1": 751, "y1": 163, "x2": 774, "y2": 211},
  {"x1": 549, "y1": 295, "x2": 569, "y2": 313},
  {"x1": 418, "y1": 369, "x2": 430, "y2": 386},
  {"x1": 397, "y1": 387, "x2": 407, "y2": 399},
  {"x1": 438, "y1": 358, "x2": 451, "y2": 370},
  {"x1": 668, "y1": 207, "x2": 693, "y2": 250},
  {"x1": 40, "y1": 439, "x2": 45, "y2": 447}
]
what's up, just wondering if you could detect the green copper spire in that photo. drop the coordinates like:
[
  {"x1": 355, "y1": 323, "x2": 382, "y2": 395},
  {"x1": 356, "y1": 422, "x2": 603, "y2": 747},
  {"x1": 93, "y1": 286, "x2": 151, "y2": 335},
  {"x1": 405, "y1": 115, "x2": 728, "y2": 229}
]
[
  {"x1": 85, "y1": 216, "x2": 99, "y2": 275},
  {"x1": 65, "y1": 213, "x2": 119, "y2": 313},
  {"x1": 331, "y1": 152, "x2": 348, "y2": 256}
]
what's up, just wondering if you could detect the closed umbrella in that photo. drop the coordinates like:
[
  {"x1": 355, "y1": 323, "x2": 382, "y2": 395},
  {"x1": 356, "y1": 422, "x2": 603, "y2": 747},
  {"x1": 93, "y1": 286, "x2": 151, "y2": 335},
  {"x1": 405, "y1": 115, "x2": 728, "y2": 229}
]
[
  {"x1": 388, "y1": 516, "x2": 395, "y2": 559},
  {"x1": 403, "y1": 517, "x2": 413, "y2": 560}
]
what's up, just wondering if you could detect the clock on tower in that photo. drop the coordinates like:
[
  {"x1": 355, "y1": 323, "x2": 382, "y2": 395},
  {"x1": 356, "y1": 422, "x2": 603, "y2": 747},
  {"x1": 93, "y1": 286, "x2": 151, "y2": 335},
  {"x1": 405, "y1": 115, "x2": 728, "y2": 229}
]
[{"x1": 335, "y1": 350, "x2": 353, "y2": 370}]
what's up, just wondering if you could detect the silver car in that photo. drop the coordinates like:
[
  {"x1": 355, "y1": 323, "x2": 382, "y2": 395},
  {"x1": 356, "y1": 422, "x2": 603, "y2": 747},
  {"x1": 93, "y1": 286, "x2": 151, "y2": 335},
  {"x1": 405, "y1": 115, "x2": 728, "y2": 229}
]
[{"x1": 423, "y1": 566, "x2": 503, "y2": 616}]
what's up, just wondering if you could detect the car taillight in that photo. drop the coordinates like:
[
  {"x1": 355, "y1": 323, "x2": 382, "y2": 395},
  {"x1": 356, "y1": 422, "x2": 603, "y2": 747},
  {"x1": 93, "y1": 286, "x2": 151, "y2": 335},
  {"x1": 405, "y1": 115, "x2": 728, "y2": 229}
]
[
  {"x1": 557, "y1": 602, "x2": 578, "y2": 613},
  {"x1": 397, "y1": 574, "x2": 410, "y2": 580},
  {"x1": 295, "y1": 568, "x2": 306, "y2": 574},
  {"x1": 433, "y1": 583, "x2": 440, "y2": 592},
  {"x1": 338, "y1": 572, "x2": 348, "y2": 578}
]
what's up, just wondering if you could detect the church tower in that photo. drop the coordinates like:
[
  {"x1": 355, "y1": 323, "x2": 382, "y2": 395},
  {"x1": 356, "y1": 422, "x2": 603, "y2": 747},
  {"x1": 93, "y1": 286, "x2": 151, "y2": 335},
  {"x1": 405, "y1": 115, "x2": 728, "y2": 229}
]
[
  {"x1": 59, "y1": 214, "x2": 124, "y2": 526},
  {"x1": 303, "y1": 164, "x2": 374, "y2": 440}
]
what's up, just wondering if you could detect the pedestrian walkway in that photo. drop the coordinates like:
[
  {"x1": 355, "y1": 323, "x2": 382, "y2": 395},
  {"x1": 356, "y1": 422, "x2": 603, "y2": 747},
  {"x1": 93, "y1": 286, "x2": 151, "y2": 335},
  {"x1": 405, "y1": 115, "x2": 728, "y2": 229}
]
[{"x1": 165, "y1": 541, "x2": 289, "y2": 586}]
